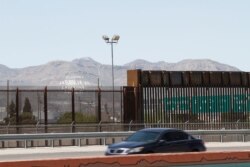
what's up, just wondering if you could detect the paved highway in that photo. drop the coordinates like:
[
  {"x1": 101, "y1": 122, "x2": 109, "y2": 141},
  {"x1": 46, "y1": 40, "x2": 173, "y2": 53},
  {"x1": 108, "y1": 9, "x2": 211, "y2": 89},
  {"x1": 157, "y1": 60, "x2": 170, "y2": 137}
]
[{"x1": 1, "y1": 142, "x2": 250, "y2": 162}]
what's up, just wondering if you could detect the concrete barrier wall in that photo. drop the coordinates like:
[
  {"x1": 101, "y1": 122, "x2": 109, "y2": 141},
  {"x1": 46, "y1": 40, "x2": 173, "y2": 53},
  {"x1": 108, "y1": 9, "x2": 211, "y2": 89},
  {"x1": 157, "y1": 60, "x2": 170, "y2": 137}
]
[{"x1": 1, "y1": 151, "x2": 250, "y2": 167}]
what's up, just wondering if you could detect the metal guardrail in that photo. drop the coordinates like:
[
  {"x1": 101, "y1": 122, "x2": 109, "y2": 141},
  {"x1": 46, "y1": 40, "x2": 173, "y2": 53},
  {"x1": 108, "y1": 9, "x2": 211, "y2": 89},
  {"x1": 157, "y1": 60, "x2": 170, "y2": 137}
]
[
  {"x1": 0, "y1": 131, "x2": 134, "y2": 141},
  {"x1": 0, "y1": 131, "x2": 135, "y2": 148},
  {"x1": 1, "y1": 129, "x2": 250, "y2": 148},
  {"x1": 187, "y1": 129, "x2": 250, "y2": 142},
  {"x1": 0, "y1": 122, "x2": 248, "y2": 134}
]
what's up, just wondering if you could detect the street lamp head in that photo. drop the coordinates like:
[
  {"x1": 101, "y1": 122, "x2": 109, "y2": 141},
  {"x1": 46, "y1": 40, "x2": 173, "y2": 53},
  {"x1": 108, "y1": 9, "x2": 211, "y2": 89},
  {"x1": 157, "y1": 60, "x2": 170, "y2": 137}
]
[
  {"x1": 112, "y1": 35, "x2": 120, "y2": 42},
  {"x1": 102, "y1": 35, "x2": 110, "y2": 43}
]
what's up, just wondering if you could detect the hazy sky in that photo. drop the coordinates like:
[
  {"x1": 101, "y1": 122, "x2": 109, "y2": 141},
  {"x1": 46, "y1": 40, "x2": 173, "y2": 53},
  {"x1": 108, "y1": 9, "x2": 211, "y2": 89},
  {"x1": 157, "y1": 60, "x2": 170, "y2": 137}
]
[{"x1": 0, "y1": 0, "x2": 250, "y2": 71}]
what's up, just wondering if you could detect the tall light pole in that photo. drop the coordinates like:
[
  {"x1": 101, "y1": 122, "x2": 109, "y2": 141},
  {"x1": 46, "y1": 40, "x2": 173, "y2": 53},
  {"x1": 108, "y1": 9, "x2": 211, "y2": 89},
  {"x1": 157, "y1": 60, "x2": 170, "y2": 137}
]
[{"x1": 102, "y1": 35, "x2": 120, "y2": 122}]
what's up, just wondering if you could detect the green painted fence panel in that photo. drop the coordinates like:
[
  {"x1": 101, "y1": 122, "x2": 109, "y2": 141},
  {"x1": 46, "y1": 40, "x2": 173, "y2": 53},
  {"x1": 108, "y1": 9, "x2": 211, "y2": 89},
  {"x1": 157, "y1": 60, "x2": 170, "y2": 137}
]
[{"x1": 164, "y1": 94, "x2": 250, "y2": 113}]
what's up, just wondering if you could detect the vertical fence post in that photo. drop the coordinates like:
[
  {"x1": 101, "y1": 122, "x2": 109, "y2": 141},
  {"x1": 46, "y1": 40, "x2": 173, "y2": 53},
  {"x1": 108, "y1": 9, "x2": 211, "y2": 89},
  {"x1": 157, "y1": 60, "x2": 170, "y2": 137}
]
[
  {"x1": 96, "y1": 87, "x2": 102, "y2": 145},
  {"x1": 98, "y1": 121, "x2": 102, "y2": 145},
  {"x1": 97, "y1": 87, "x2": 101, "y2": 123},
  {"x1": 25, "y1": 140, "x2": 27, "y2": 148},
  {"x1": 44, "y1": 86, "x2": 48, "y2": 146},
  {"x1": 71, "y1": 88, "x2": 75, "y2": 132},
  {"x1": 6, "y1": 122, "x2": 10, "y2": 134},
  {"x1": 78, "y1": 138, "x2": 81, "y2": 147},
  {"x1": 103, "y1": 137, "x2": 106, "y2": 146},
  {"x1": 71, "y1": 121, "x2": 75, "y2": 133},
  {"x1": 71, "y1": 121, "x2": 75, "y2": 146},
  {"x1": 44, "y1": 86, "x2": 48, "y2": 133},
  {"x1": 36, "y1": 121, "x2": 40, "y2": 133},
  {"x1": 120, "y1": 87, "x2": 123, "y2": 123},
  {"x1": 15, "y1": 87, "x2": 20, "y2": 147},
  {"x1": 158, "y1": 120, "x2": 161, "y2": 128},
  {"x1": 129, "y1": 120, "x2": 133, "y2": 131},
  {"x1": 71, "y1": 88, "x2": 76, "y2": 146},
  {"x1": 15, "y1": 88, "x2": 19, "y2": 130}
]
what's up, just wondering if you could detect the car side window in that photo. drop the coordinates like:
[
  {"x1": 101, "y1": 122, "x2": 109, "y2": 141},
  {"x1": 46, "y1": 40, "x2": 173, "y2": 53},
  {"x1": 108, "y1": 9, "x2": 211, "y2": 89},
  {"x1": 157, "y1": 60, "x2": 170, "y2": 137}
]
[
  {"x1": 161, "y1": 131, "x2": 189, "y2": 142},
  {"x1": 174, "y1": 131, "x2": 189, "y2": 141},
  {"x1": 161, "y1": 132, "x2": 175, "y2": 141}
]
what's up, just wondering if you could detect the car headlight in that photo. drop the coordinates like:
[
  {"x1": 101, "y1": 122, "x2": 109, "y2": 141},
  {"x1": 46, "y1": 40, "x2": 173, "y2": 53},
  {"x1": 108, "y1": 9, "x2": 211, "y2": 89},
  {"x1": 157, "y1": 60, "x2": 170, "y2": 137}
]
[{"x1": 128, "y1": 147, "x2": 144, "y2": 153}]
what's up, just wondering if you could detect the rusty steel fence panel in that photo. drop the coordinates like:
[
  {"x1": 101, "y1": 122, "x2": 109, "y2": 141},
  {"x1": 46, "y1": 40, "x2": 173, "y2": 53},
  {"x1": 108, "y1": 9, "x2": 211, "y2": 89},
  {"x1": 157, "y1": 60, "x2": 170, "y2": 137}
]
[{"x1": 141, "y1": 87, "x2": 250, "y2": 129}]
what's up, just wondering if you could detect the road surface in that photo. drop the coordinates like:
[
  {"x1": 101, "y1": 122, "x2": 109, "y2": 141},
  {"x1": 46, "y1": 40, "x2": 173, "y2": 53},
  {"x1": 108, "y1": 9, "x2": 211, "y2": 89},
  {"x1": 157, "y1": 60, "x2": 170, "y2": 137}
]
[{"x1": 1, "y1": 142, "x2": 250, "y2": 162}]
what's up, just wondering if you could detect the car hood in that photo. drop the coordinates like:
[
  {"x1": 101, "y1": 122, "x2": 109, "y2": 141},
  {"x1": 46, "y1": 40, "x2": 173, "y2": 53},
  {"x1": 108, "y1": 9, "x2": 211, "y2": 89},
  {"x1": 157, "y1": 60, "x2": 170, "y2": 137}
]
[{"x1": 108, "y1": 141, "x2": 152, "y2": 149}]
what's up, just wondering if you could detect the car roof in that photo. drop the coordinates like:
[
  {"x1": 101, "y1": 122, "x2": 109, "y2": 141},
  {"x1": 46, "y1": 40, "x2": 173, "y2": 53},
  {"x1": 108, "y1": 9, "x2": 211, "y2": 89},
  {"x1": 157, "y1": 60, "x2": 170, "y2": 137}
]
[{"x1": 138, "y1": 128, "x2": 182, "y2": 133}]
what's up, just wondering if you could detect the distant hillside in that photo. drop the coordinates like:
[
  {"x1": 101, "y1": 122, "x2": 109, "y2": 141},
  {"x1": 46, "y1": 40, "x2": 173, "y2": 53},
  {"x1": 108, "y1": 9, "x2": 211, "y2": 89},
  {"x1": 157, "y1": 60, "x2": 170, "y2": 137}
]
[
  {"x1": 0, "y1": 57, "x2": 240, "y2": 88},
  {"x1": 124, "y1": 59, "x2": 239, "y2": 71}
]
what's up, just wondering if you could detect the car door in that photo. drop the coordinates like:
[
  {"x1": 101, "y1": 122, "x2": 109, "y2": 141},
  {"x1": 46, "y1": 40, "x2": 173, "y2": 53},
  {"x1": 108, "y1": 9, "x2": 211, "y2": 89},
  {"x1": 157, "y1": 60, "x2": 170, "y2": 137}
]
[
  {"x1": 155, "y1": 131, "x2": 190, "y2": 153},
  {"x1": 170, "y1": 131, "x2": 191, "y2": 152}
]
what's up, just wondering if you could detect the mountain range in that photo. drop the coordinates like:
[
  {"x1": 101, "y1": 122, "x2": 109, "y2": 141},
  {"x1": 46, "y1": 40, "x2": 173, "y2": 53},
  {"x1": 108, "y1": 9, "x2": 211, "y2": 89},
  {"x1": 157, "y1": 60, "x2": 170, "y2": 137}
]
[{"x1": 0, "y1": 58, "x2": 240, "y2": 88}]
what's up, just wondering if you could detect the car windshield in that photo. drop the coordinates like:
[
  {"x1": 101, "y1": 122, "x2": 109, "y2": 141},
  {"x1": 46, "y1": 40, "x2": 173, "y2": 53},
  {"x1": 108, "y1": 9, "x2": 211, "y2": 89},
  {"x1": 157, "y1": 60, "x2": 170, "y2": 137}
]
[{"x1": 126, "y1": 131, "x2": 160, "y2": 142}]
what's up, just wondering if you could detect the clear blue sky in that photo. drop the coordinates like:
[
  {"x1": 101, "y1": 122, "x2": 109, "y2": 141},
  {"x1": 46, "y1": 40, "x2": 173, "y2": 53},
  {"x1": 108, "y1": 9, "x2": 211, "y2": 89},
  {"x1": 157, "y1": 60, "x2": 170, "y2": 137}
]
[{"x1": 0, "y1": 0, "x2": 250, "y2": 71}]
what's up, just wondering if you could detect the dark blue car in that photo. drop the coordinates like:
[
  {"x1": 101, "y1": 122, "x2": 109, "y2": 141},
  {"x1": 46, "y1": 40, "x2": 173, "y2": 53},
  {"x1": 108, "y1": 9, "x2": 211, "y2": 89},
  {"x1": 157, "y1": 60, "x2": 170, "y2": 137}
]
[{"x1": 105, "y1": 128, "x2": 206, "y2": 155}]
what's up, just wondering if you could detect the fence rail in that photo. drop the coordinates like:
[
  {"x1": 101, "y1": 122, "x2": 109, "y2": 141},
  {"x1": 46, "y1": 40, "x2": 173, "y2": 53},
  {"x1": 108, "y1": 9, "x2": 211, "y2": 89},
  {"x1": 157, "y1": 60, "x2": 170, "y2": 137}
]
[{"x1": 0, "y1": 122, "x2": 249, "y2": 135}]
